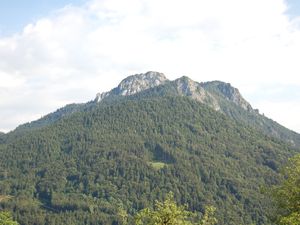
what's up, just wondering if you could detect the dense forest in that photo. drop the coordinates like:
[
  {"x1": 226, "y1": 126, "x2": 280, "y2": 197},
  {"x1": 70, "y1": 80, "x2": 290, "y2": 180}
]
[{"x1": 0, "y1": 93, "x2": 299, "y2": 224}]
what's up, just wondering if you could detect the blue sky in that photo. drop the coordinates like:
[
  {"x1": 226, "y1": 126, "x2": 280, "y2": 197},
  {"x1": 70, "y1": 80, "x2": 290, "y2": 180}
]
[
  {"x1": 0, "y1": 0, "x2": 85, "y2": 35},
  {"x1": 286, "y1": 0, "x2": 300, "y2": 17},
  {"x1": 0, "y1": 0, "x2": 298, "y2": 35},
  {"x1": 0, "y1": 0, "x2": 298, "y2": 34},
  {"x1": 0, "y1": 0, "x2": 300, "y2": 133}
]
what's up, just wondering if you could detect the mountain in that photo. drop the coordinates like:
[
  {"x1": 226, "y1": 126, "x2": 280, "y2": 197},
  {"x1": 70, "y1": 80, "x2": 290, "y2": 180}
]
[
  {"x1": 11, "y1": 71, "x2": 300, "y2": 148},
  {"x1": 93, "y1": 71, "x2": 300, "y2": 147},
  {"x1": 1, "y1": 71, "x2": 299, "y2": 225},
  {"x1": 16, "y1": 104, "x2": 87, "y2": 132},
  {"x1": 0, "y1": 132, "x2": 5, "y2": 144}
]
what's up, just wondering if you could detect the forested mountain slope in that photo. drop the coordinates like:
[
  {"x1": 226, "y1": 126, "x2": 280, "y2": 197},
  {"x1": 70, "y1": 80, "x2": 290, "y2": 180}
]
[
  {"x1": 10, "y1": 71, "x2": 300, "y2": 148},
  {"x1": 202, "y1": 81, "x2": 300, "y2": 147},
  {"x1": 0, "y1": 94, "x2": 298, "y2": 224}
]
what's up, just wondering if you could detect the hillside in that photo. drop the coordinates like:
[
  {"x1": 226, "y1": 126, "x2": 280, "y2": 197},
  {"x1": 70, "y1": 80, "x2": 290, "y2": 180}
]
[
  {"x1": 0, "y1": 93, "x2": 298, "y2": 224},
  {"x1": 1, "y1": 72, "x2": 300, "y2": 224}
]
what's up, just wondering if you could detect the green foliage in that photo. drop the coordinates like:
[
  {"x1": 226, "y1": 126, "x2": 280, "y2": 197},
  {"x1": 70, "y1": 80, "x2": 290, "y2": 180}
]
[
  {"x1": 13, "y1": 103, "x2": 84, "y2": 134},
  {"x1": 135, "y1": 192, "x2": 194, "y2": 225},
  {"x1": 279, "y1": 212, "x2": 300, "y2": 225},
  {"x1": 0, "y1": 211, "x2": 19, "y2": 225},
  {"x1": 0, "y1": 95, "x2": 297, "y2": 224},
  {"x1": 199, "y1": 206, "x2": 217, "y2": 225},
  {"x1": 271, "y1": 154, "x2": 300, "y2": 225},
  {"x1": 118, "y1": 207, "x2": 129, "y2": 225},
  {"x1": 135, "y1": 192, "x2": 217, "y2": 225}
]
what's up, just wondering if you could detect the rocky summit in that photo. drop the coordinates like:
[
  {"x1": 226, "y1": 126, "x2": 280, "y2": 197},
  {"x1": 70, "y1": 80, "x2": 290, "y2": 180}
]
[
  {"x1": 95, "y1": 71, "x2": 167, "y2": 102},
  {"x1": 95, "y1": 71, "x2": 252, "y2": 113}
]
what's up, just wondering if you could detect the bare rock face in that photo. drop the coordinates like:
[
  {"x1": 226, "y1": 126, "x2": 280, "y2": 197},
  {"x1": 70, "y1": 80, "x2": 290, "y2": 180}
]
[
  {"x1": 95, "y1": 71, "x2": 251, "y2": 114},
  {"x1": 209, "y1": 81, "x2": 253, "y2": 111},
  {"x1": 174, "y1": 76, "x2": 221, "y2": 111},
  {"x1": 116, "y1": 71, "x2": 167, "y2": 96},
  {"x1": 95, "y1": 71, "x2": 167, "y2": 102},
  {"x1": 95, "y1": 92, "x2": 110, "y2": 102}
]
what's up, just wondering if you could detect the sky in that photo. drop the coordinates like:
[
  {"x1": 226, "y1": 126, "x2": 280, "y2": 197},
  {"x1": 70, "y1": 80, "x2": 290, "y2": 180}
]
[{"x1": 0, "y1": 0, "x2": 300, "y2": 133}]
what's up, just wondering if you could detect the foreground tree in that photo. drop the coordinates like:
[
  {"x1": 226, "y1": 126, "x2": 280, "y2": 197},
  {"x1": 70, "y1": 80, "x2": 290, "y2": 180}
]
[
  {"x1": 271, "y1": 154, "x2": 300, "y2": 225},
  {"x1": 0, "y1": 211, "x2": 19, "y2": 225},
  {"x1": 199, "y1": 206, "x2": 218, "y2": 225},
  {"x1": 134, "y1": 193, "x2": 217, "y2": 225}
]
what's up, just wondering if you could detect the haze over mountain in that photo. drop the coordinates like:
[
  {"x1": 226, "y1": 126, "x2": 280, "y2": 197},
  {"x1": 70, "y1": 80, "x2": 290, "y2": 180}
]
[{"x1": 0, "y1": 71, "x2": 299, "y2": 224}]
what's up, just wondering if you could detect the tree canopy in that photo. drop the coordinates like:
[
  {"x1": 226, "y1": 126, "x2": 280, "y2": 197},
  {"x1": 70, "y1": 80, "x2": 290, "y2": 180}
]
[
  {"x1": 134, "y1": 192, "x2": 217, "y2": 225},
  {"x1": 271, "y1": 154, "x2": 300, "y2": 225},
  {"x1": 0, "y1": 96, "x2": 297, "y2": 224},
  {"x1": 0, "y1": 211, "x2": 19, "y2": 225}
]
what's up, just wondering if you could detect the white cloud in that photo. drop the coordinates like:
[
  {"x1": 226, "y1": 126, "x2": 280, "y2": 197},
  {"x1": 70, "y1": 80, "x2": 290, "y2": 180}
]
[{"x1": 0, "y1": 0, "x2": 300, "y2": 133}]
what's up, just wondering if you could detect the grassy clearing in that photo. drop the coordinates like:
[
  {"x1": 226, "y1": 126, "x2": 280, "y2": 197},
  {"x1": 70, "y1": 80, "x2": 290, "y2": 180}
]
[{"x1": 148, "y1": 161, "x2": 167, "y2": 170}]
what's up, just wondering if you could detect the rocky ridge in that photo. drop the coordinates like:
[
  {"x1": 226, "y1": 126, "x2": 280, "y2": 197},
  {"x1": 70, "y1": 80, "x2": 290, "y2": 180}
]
[
  {"x1": 10, "y1": 71, "x2": 300, "y2": 149},
  {"x1": 95, "y1": 71, "x2": 252, "y2": 113},
  {"x1": 202, "y1": 81, "x2": 253, "y2": 111},
  {"x1": 174, "y1": 76, "x2": 221, "y2": 111}
]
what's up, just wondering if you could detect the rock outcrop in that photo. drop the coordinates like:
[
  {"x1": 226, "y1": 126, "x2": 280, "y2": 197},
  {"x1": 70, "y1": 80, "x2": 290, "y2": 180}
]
[
  {"x1": 95, "y1": 71, "x2": 252, "y2": 114},
  {"x1": 95, "y1": 71, "x2": 167, "y2": 102}
]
